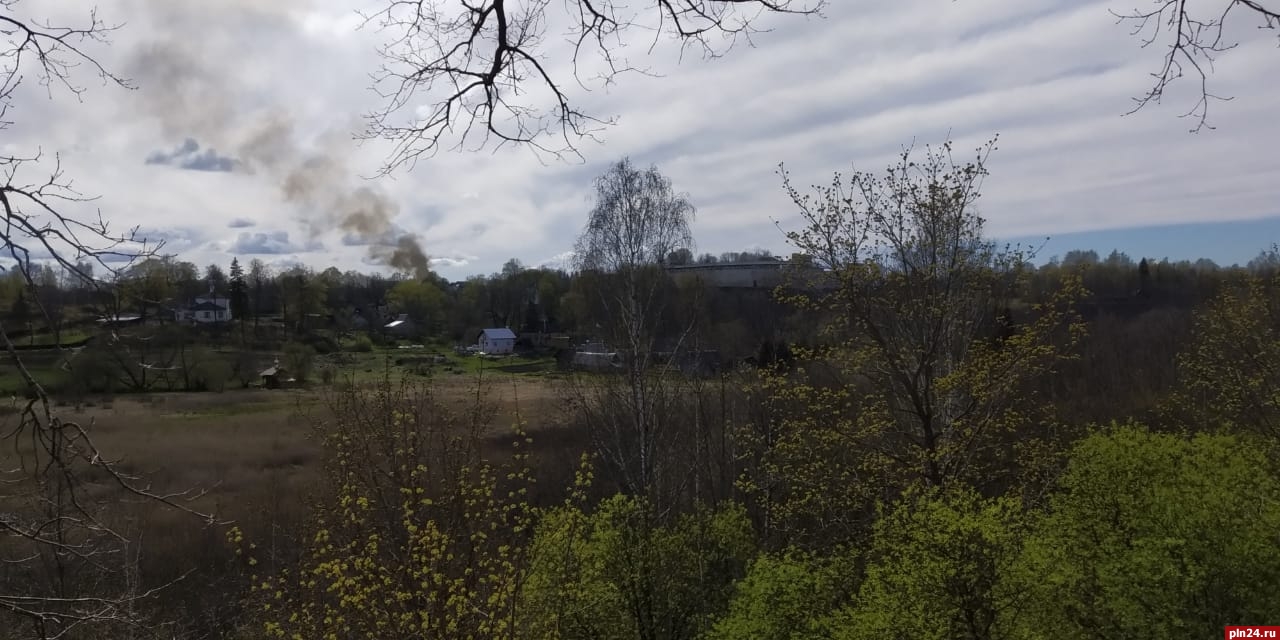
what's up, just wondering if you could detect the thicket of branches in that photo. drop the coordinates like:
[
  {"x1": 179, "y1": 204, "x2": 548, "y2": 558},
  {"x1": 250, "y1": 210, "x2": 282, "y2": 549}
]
[
  {"x1": 358, "y1": 0, "x2": 824, "y2": 169},
  {"x1": 1115, "y1": 0, "x2": 1280, "y2": 131},
  {"x1": 1, "y1": 3, "x2": 212, "y2": 638}
]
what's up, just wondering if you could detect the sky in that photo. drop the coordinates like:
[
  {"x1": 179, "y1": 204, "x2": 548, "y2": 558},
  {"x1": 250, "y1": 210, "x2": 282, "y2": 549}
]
[{"x1": 7, "y1": 0, "x2": 1280, "y2": 281}]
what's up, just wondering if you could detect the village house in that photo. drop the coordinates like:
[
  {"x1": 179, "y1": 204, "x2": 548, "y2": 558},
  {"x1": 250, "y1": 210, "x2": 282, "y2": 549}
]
[
  {"x1": 478, "y1": 327, "x2": 517, "y2": 354},
  {"x1": 175, "y1": 294, "x2": 233, "y2": 324}
]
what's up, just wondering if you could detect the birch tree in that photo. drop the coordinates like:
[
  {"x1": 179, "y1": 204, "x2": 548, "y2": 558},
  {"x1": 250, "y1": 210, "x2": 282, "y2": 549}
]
[{"x1": 570, "y1": 158, "x2": 695, "y2": 502}]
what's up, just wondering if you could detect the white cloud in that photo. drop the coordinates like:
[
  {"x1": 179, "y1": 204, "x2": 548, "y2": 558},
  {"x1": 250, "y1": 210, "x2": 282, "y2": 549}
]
[{"x1": 13, "y1": 0, "x2": 1280, "y2": 280}]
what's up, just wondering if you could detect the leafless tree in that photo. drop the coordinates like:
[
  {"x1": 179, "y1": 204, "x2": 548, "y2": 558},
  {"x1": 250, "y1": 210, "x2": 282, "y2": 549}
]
[
  {"x1": 359, "y1": 0, "x2": 824, "y2": 171},
  {"x1": 1, "y1": 3, "x2": 215, "y2": 638},
  {"x1": 566, "y1": 158, "x2": 696, "y2": 503},
  {"x1": 575, "y1": 158, "x2": 695, "y2": 274},
  {"x1": 1115, "y1": 0, "x2": 1280, "y2": 131}
]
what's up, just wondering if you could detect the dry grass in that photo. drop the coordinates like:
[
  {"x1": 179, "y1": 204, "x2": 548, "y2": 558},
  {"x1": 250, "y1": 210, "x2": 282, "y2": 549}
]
[
  {"x1": 0, "y1": 373, "x2": 582, "y2": 636},
  {"x1": 69, "y1": 374, "x2": 568, "y2": 520}
]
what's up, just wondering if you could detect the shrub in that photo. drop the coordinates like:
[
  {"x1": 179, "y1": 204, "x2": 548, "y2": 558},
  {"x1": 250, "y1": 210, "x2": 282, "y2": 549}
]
[
  {"x1": 1014, "y1": 425, "x2": 1280, "y2": 639},
  {"x1": 347, "y1": 334, "x2": 374, "y2": 352},
  {"x1": 834, "y1": 487, "x2": 1027, "y2": 640},
  {"x1": 66, "y1": 344, "x2": 119, "y2": 395},
  {"x1": 710, "y1": 549, "x2": 855, "y2": 640},
  {"x1": 230, "y1": 351, "x2": 260, "y2": 388},
  {"x1": 243, "y1": 379, "x2": 536, "y2": 639},
  {"x1": 190, "y1": 349, "x2": 233, "y2": 392},
  {"x1": 282, "y1": 342, "x2": 315, "y2": 382},
  {"x1": 521, "y1": 495, "x2": 755, "y2": 639}
]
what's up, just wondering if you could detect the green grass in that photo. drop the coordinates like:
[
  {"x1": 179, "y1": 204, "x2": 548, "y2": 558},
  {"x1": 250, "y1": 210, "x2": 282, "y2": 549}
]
[
  {"x1": 0, "y1": 364, "x2": 70, "y2": 395},
  {"x1": 160, "y1": 398, "x2": 299, "y2": 419},
  {"x1": 37, "y1": 331, "x2": 89, "y2": 345},
  {"x1": 323, "y1": 346, "x2": 558, "y2": 384},
  {"x1": 12, "y1": 331, "x2": 91, "y2": 347}
]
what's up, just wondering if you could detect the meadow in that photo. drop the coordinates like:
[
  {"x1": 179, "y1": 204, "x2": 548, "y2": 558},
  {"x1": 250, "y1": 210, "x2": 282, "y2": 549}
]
[{"x1": 0, "y1": 345, "x2": 581, "y2": 634}]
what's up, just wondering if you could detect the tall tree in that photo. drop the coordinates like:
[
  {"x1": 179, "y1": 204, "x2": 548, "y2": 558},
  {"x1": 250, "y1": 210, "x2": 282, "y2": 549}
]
[
  {"x1": 248, "y1": 258, "x2": 270, "y2": 332},
  {"x1": 770, "y1": 139, "x2": 1082, "y2": 504},
  {"x1": 1172, "y1": 274, "x2": 1280, "y2": 437},
  {"x1": 279, "y1": 267, "x2": 326, "y2": 336},
  {"x1": 9, "y1": 289, "x2": 30, "y2": 345},
  {"x1": 571, "y1": 157, "x2": 696, "y2": 500},
  {"x1": 1015, "y1": 426, "x2": 1280, "y2": 638},
  {"x1": 228, "y1": 257, "x2": 248, "y2": 339},
  {"x1": 204, "y1": 263, "x2": 227, "y2": 293},
  {"x1": 387, "y1": 279, "x2": 446, "y2": 336}
]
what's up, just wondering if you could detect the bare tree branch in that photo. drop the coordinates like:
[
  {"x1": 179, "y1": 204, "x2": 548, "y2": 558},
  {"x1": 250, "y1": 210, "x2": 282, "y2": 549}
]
[
  {"x1": 0, "y1": 3, "x2": 218, "y2": 637},
  {"x1": 1114, "y1": 0, "x2": 1280, "y2": 131},
  {"x1": 359, "y1": 0, "x2": 824, "y2": 172}
]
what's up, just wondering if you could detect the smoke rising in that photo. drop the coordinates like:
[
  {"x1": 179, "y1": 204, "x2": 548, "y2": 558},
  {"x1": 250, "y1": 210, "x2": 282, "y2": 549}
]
[{"x1": 124, "y1": 4, "x2": 432, "y2": 279}]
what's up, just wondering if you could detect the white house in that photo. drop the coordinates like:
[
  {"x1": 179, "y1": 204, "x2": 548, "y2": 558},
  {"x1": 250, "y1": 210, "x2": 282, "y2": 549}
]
[
  {"x1": 478, "y1": 328, "x2": 517, "y2": 354},
  {"x1": 176, "y1": 295, "x2": 232, "y2": 324}
]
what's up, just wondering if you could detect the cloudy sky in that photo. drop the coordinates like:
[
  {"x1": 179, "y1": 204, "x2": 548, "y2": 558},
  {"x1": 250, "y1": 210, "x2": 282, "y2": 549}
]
[{"x1": 9, "y1": 0, "x2": 1280, "y2": 280}]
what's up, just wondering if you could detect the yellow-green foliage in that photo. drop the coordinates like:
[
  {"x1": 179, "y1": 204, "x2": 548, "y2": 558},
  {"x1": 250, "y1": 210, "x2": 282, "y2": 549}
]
[
  {"x1": 832, "y1": 487, "x2": 1027, "y2": 640},
  {"x1": 521, "y1": 494, "x2": 755, "y2": 640},
  {"x1": 1175, "y1": 275, "x2": 1280, "y2": 436},
  {"x1": 1014, "y1": 426, "x2": 1280, "y2": 639},
  {"x1": 735, "y1": 354, "x2": 882, "y2": 547},
  {"x1": 738, "y1": 275, "x2": 1084, "y2": 548},
  {"x1": 708, "y1": 548, "x2": 856, "y2": 640},
  {"x1": 243, "y1": 381, "x2": 536, "y2": 640},
  {"x1": 755, "y1": 142, "x2": 1087, "y2": 549}
]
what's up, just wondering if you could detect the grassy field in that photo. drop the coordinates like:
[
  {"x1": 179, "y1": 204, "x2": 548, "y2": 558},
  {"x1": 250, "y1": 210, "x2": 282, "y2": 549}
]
[
  {"x1": 0, "y1": 369, "x2": 575, "y2": 574},
  {"x1": 0, "y1": 349, "x2": 70, "y2": 395},
  {"x1": 0, "y1": 342, "x2": 650, "y2": 634},
  {"x1": 0, "y1": 340, "x2": 571, "y2": 520},
  {"x1": 63, "y1": 371, "x2": 568, "y2": 505},
  {"x1": 19, "y1": 330, "x2": 91, "y2": 347},
  {"x1": 0, "y1": 339, "x2": 561, "y2": 397},
  {"x1": 331, "y1": 346, "x2": 559, "y2": 381}
]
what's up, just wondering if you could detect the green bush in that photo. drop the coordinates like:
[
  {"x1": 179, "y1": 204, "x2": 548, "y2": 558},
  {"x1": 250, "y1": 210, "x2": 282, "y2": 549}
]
[
  {"x1": 710, "y1": 549, "x2": 855, "y2": 640},
  {"x1": 347, "y1": 334, "x2": 374, "y2": 353},
  {"x1": 283, "y1": 342, "x2": 316, "y2": 382},
  {"x1": 833, "y1": 487, "x2": 1027, "y2": 640},
  {"x1": 66, "y1": 345, "x2": 119, "y2": 395},
  {"x1": 190, "y1": 348, "x2": 232, "y2": 392},
  {"x1": 521, "y1": 495, "x2": 755, "y2": 639},
  {"x1": 1014, "y1": 425, "x2": 1280, "y2": 639}
]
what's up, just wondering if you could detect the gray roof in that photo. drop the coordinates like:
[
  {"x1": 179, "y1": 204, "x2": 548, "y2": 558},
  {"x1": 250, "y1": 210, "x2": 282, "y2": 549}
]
[
  {"x1": 97, "y1": 315, "x2": 142, "y2": 323},
  {"x1": 482, "y1": 327, "x2": 516, "y2": 340}
]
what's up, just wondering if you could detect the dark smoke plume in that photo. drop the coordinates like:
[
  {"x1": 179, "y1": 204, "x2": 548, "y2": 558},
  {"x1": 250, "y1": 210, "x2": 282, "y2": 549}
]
[{"x1": 125, "y1": 6, "x2": 432, "y2": 279}]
